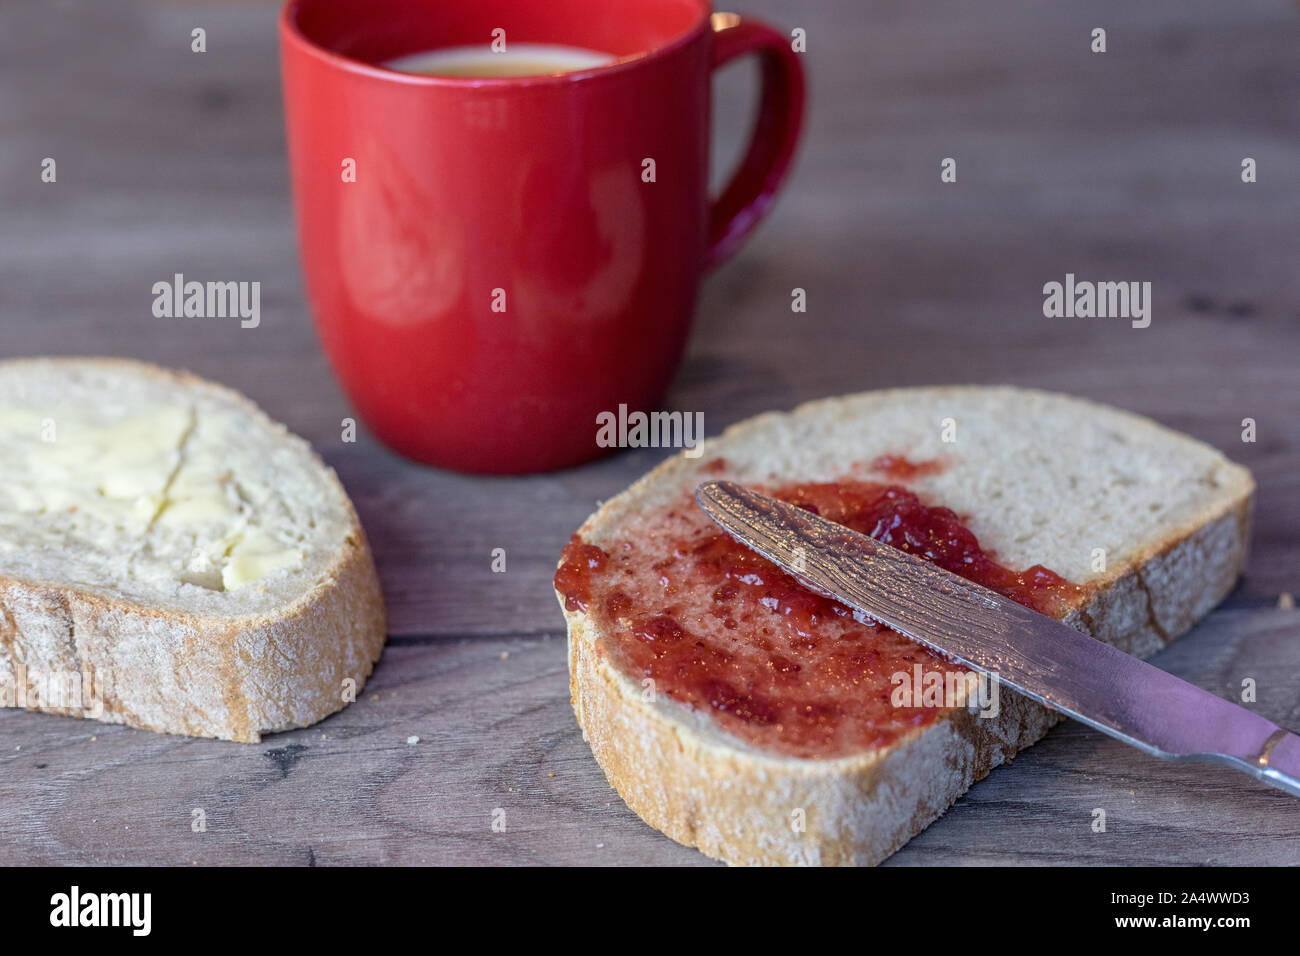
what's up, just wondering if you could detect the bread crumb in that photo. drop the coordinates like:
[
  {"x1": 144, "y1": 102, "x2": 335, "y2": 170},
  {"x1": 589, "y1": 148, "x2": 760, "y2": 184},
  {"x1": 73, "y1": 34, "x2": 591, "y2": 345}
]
[
  {"x1": 500, "y1": 651, "x2": 509, "y2": 660},
  {"x1": 549, "y1": 772, "x2": 556, "y2": 777},
  {"x1": 1278, "y1": 592, "x2": 1295, "y2": 610},
  {"x1": 406, "y1": 735, "x2": 419, "y2": 746}
]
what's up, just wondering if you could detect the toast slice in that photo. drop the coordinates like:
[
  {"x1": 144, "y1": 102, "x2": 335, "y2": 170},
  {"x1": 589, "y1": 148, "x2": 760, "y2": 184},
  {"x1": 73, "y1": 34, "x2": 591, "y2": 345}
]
[
  {"x1": 555, "y1": 387, "x2": 1254, "y2": 865},
  {"x1": 0, "y1": 358, "x2": 386, "y2": 742}
]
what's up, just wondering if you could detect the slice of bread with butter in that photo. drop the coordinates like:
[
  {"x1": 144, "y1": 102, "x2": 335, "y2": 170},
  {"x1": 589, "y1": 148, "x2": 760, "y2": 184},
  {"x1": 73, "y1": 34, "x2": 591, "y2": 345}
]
[{"x1": 0, "y1": 357, "x2": 386, "y2": 741}]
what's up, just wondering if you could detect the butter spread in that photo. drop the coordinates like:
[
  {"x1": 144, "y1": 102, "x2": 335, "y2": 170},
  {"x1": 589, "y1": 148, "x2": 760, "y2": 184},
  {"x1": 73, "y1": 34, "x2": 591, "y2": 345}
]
[{"x1": 0, "y1": 404, "x2": 305, "y2": 591}]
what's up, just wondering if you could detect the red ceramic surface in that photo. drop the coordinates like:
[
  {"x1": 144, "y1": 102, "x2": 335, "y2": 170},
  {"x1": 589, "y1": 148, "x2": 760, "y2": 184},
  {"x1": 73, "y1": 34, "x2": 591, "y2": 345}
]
[{"x1": 281, "y1": 0, "x2": 805, "y2": 473}]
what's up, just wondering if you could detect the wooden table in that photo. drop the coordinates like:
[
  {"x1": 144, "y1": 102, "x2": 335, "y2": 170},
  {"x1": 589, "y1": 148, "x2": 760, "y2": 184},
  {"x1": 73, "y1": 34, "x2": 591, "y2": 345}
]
[{"x1": 1, "y1": 0, "x2": 1297, "y2": 865}]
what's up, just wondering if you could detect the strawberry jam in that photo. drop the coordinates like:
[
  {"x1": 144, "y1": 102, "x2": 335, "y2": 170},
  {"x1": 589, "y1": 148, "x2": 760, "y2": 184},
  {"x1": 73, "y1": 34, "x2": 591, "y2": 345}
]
[
  {"x1": 556, "y1": 476, "x2": 1089, "y2": 759},
  {"x1": 870, "y1": 454, "x2": 946, "y2": 481}
]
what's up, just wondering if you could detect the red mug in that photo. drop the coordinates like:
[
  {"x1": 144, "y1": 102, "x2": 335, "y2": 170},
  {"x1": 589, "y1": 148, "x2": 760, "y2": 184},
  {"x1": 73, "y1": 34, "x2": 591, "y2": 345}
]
[{"x1": 280, "y1": 0, "x2": 805, "y2": 473}]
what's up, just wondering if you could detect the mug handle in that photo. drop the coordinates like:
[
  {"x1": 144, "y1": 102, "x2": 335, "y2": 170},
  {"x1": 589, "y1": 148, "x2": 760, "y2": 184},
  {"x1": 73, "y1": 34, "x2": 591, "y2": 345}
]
[{"x1": 706, "y1": 12, "x2": 807, "y2": 269}]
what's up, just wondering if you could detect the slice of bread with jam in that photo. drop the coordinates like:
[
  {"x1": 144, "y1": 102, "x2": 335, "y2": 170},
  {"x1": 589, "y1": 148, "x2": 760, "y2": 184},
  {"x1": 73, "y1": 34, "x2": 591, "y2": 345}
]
[{"x1": 555, "y1": 387, "x2": 1253, "y2": 865}]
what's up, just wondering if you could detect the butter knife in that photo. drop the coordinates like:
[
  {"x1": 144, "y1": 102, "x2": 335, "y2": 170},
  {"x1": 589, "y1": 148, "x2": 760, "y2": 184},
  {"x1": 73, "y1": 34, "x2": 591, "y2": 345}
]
[{"x1": 696, "y1": 480, "x2": 1300, "y2": 797}]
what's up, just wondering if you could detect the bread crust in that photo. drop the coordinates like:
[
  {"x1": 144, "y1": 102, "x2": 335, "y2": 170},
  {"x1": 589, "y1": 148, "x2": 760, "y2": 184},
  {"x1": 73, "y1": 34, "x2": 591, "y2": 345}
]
[
  {"x1": 0, "y1": 357, "x2": 387, "y2": 742},
  {"x1": 558, "y1": 387, "x2": 1254, "y2": 865}
]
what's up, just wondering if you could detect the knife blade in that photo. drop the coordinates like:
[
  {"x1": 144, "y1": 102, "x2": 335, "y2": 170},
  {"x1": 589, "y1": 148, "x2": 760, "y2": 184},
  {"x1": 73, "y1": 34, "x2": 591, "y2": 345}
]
[{"x1": 695, "y1": 480, "x2": 1300, "y2": 798}]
